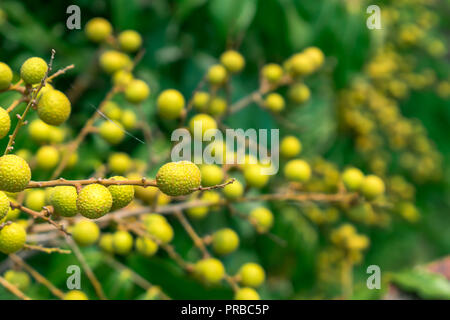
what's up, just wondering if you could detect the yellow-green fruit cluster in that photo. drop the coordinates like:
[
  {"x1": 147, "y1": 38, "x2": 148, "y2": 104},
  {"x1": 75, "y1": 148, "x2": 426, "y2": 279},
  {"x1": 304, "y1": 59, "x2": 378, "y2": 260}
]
[
  {"x1": 118, "y1": 30, "x2": 142, "y2": 52},
  {"x1": 135, "y1": 237, "x2": 158, "y2": 256},
  {"x1": 212, "y1": 228, "x2": 239, "y2": 255},
  {"x1": 113, "y1": 230, "x2": 133, "y2": 255},
  {"x1": 156, "y1": 161, "x2": 201, "y2": 196},
  {"x1": 20, "y1": 57, "x2": 48, "y2": 85},
  {"x1": 264, "y1": 93, "x2": 285, "y2": 112},
  {"x1": 125, "y1": 79, "x2": 150, "y2": 104},
  {"x1": 50, "y1": 186, "x2": 78, "y2": 217},
  {"x1": 85, "y1": 17, "x2": 112, "y2": 42},
  {"x1": 194, "y1": 258, "x2": 225, "y2": 285},
  {"x1": 99, "y1": 121, "x2": 125, "y2": 145},
  {"x1": 262, "y1": 63, "x2": 283, "y2": 84},
  {"x1": 250, "y1": 207, "x2": 274, "y2": 233},
  {"x1": 24, "y1": 190, "x2": 45, "y2": 212},
  {"x1": 0, "y1": 155, "x2": 31, "y2": 192},
  {"x1": 108, "y1": 153, "x2": 132, "y2": 174},
  {"x1": 0, "y1": 222, "x2": 26, "y2": 254},
  {"x1": 342, "y1": 167, "x2": 364, "y2": 191},
  {"x1": 143, "y1": 214, "x2": 174, "y2": 244},
  {"x1": 189, "y1": 114, "x2": 217, "y2": 137},
  {"x1": 72, "y1": 220, "x2": 100, "y2": 247},
  {"x1": 244, "y1": 164, "x2": 269, "y2": 188},
  {"x1": 238, "y1": 263, "x2": 265, "y2": 288},
  {"x1": 0, "y1": 107, "x2": 10, "y2": 139},
  {"x1": 284, "y1": 159, "x2": 311, "y2": 182},
  {"x1": 99, "y1": 50, "x2": 131, "y2": 74},
  {"x1": 361, "y1": 175, "x2": 385, "y2": 199},
  {"x1": 36, "y1": 146, "x2": 60, "y2": 170},
  {"x1": 207, "y1": 64, "x2": 227, "y2": 86},
  {"x1": 222, "y1": 179, "x2": 244, "y2": 200},
  {"x1": 280, "y1": 136, "x2": 302, "y2": 158},
  {"x1": 77, "y1": 184, "x2": 112, "y2": 219},
  {"x1": 37, "y1": 90, "x2": 71, "y2": 126},
  {"x1": 108, "y1": 176, "x2": 135, "y2": 210},
  {"x1": 157, "y1": 89, "x2": 185, "y2": 120},
  {"x1": 0, "y1": 62, "x2": 13, "y2": 90},
  {"x1": 200, "y1": 164, "x2": 223, "y2": 187},
  {"x1": 220, "y1": 50, "x2": 245, "y2": 73}
]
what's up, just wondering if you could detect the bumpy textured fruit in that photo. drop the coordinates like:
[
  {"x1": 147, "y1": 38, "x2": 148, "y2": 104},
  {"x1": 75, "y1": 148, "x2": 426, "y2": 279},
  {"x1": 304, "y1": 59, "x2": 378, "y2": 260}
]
[
  {"x1": 0, "y1": 206, "x2": 20, "y2": 224},
  {"x1": 194, "y1": 258, "x2": 225, "y2": 285},
  {"x1": 108, "y1": 152, "x2": 132, "y2": 174},
  {"x1": 212, "y1": 228, "x2": 239, "y2": 255},
  {"x1": 222, "y1": 179, "x2": 244, "y2": 200},
  {"x1": 200, "y1": 164, "x2": 223, "y2": 187},
  {"x1": 85, "y1": 17, "x2": 112, "y2": 42},
  {"x1": 77, "y1": 184, "x2": 112, "y2": 219},
  {"x1": 20, "y1": 57, "x2": 48, "y2": 85},
  {"x1": 118, "y1": 30, "x2": 142, "y2": 52},
  {"x1": 265, "y1": 93, "x2": 285, "y2": 112},
  {"x1": 36, "y1": 146, "x2": 60, "y2": 170},
  {"x1": 24, "y1": 190, "x2": 46, "y2": 212},
  {"x1": 250, "y1": 207, "x2": 274, "y2": 233},
  {"x1": 146, "y1": 218, "x2": 174, "y2": 244},
  {"x1": 157, "y1": 89, "x2": 185, "y2": 120},
  {"x1": 361, "y1": 175, "x2": 385, "y2": 199},
  {"x1": 342, "y1": 167, "x2": 365, "y2": 191},
  {"x1": 284, "y1": 159, "x2": 311, "y2": 182},
  {"x1": 262, "y1": 63, "x2": 283, "y2": 84},
  {"x1": 28, "y1": 119, "x2": 51, "y2": 143},
  {"x1": 220, "y1": 50, "x2": 245, "y2": 73},
  {"x1": 0, "y1": 155, "x2": 31, "y2": 192},
  {"x1": 234, "y1": 287, "x2": 260, "y2": 300},
  {"x1": 37, "y1": 89, "x2": 71, "y2": 126},
  {"x1": 0, "y1": 107, "x2": 11, "y2": 139},
  {"x1": 0, "y1": 191, "x2": 10, "y2": 220},
  {"x1": 156, "y1": 161, "x2": 201, "y2": 196},
  {"x1": 288, "y1": 83, "x2": 310, "y2": 104},
  {"x1": 99, "y1": 121, "x2": 125, "y2": 145},
  {"x1": 108, "y1": 176, "x2": 135, "y2": 211},
  {"x1": 208, "y1": 64, "x2": 227, "y2": 86},
  {"x1": 0, "y1": 62, "x2": 13, "y2": 90},
  {"x1": 189, "y1": 114, "x2": 217, "y2": 137},
  {"x1": 244, "y1": 164, "x2": 269, "y2": 189},
  {"x1": 4, "y1": 270, "x2": 30, "y2": 291},
  {"x1": 72, "y1": 220, "x2": 100, "y2": 247},
  {"x1": 50, "y1": 186, "x2": 78, "y2": 217},
  {"x1": 64, "y1": 290, "x2": 88, "y2": 300},
  {"x1": 99, "y1": 50, "x2": 131, "y2": 74},
  {"x1": 239, "y1": 263, "x2": 265, "y2": 288},
  {"x1": 0, "y1": 222, "x2": 26, "y2": 254},
  {"x1": 208, "y1": 97, "x2": 227, "y2": 116},
  {"x1": 99, "y1": 233, "x2": 114, "y2": 253},
  {"x1": 192, "y1": 91, "x2": 210, "y2": 111},
  {"x1": 113, "y1": 230, "x2": 133, "y2": 255},
  {"x1": 135, "y1": 237, "x2": 158, "y2": 256},
  {"x1": 125, "y1": 79, "x2": 150, "y2": 104},
  {"x1": 280, "y1": 136, "x2": 302, "y2": 158}
]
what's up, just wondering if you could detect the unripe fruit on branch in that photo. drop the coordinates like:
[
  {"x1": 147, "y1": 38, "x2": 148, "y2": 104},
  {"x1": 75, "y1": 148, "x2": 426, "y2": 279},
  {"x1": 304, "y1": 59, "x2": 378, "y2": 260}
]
[
  {"x1": 72, "y1": 220, "x2": 100, "y2": 247},
  {"x1": 50, "y1": 186, "x2": 78, "y2": 217},
  {"x1": 186, "y1": 191, "x2": 221, "y2": 219},
  {"x1": 36, "y1": 146, "x2": 60, "y2": 170},
  {"x1": 20, "y1": 57, "x2": 47, "y2": 85},
  {"x1": 280, "y1": 136, "x2": 302, "y2": 158},
  {"x1": 125, "y1": 79, "x2": 150, "y2": 104},
  {"x1": 303, "y1": 46, "x2": 325, "y2": 69},
  {"x1": 250, "y1": 207, "x2": 274, "y2": 233},
  {"x1": 222, "y1": 179, "x2": 244, "y2": 200},
  {"x1": 118, "y1": 30, "x2": 142, "y2": 52},
  {"x1": 264, "y1": 93, "x2": 285, "y2": 112},
  {"x1": 207, "y1": 64, "x2": 227, "y2": 86},
  {"x1": 121, "y1": 109, "x2": 137, "y2": 130},
  {"x1": 238, "y1": 263, "x2": 266, "y2": 288},
  {"x1": 220, "y1": 50, "x2": 245, "y2": 73},
  {"x1": 288, "y1": 83, "x2": 310, "y2": 104},
  {"x1": 113, "y1": 230, "x2": 133, "y2": 255},
  {"x1": 261, "y1": 63, "x2": 283, "y2": 84},
  {"x1": 284, "y1": 159, "x2": 311, "y2": 182},
  {"x1": 37, "y1": 90, "x2": 71, "y2": 126},
  {"x1": 0, "y1": 191, "x2": 10, "y2": 220},
  {"x1": 234, "y1": 287, "x2": 260, "y2": 300},
  {"x1": 24, "y1": 189, "x2": 46, "y2": 212},
  {"x1": 145, "y1": 217, "x2": 174, "y2": 244},
  {"x1": 342, "y1": 167, "x2": 365, "y2": 191},
  {"x1": 28, "y1": 119, "x2": 51, "y2": 143},
  {"x1": 0, "y1": 155, "x2": 31, "y2": 193},
  {"x1": 99, "y1": 121, "x2": 125, "y2": 145},
  {"x1": 194, "y1": 258, "x2": 225, "y2": 285},
  {"x1": 192, "y1": 91, "x2": 210, "y2": 111},
  {"x1": 85, "y1": 17, "x2": 112, "y2": 43},
  {"x1": 0, "y1": 107, "x2": 10, "y2": 139},
  {"x1": 361, "y1": 175, "x2": 385, "y2": 199},
  {"x1": 208, "y1": 97, "x2": 227, "y2": 116},
  {"x1": 108, "y1": 153, "x2": 132, "y2": 175},
  {"x1": 64, "y1": 290, "x2": 88, "y2": 300},
  {"x1": 99, "y1": 233, "x2": 115, "y2": 253},
  {"x1": 4, "y1": 270, "x2": 30, "y2": 291},
  {"x1": 103, "y1": 101, "x2": 122, "y2": 121},
  {"x1": 113, "y1": 70, "x2": 133, "y2": 88},
  {"x1": 189, "y1": 114, "x2": 217, "y2": 137},
  {"x1": 77, "y1": 184, "x2": 113, "y2": 219},
  {"x1": 157, "y1": 89, "x2": 185, "y2": 120},
  {"x1": 135, "y1": 237, "x2": 158, "y2": 256},
  {"x1": 156, "y1": 161, "x2": 201, "y2": 196},
  {"x1": 99, "y1": 50, "x2": 131, "y2": 74},
  {"x1": 200, "y1": 164, "x2": 223, "y2": 187},
  {"x1": 212, "y1": 228, "x2": 239, "y2": 255},
  {"x1": 0, "y1": 62, "x2": 13, "y2": 90},
  {"x1": 107, "y1": 176, "x2": 135, "y2": 211},
  {"x1": 0, "y1": 222, "x2": 26, "y2": 254},
  {"x1": 290, "y1": 53, "x2": 314, "y2": 76},
  {"x1": 244, "y1": 164, "x2": 269, "y2": 189}
]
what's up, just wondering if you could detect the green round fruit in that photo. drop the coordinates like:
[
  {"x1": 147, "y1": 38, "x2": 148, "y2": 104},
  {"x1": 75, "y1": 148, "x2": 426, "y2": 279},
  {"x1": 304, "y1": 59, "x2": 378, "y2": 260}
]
[
  {"x1": 118, "y1": 30, "x2": 142, "y2": 52},
  {"x1": 146, "y1": 219, "x2": 174, "y2": 244},
  {"x1": 284, "y1": 159, "x2": 311, "y2": 182},
  {"x1": 207, "y1": 64, "x2": 227, "y2": 86},
  {"x1": 288, "y1": 83, "x2": 310, "y2": 104},
  {"x1": 234, "y1": 287, "x2": 260, "y2": 300},
  {"x1": 99, "y1": 50, "x2": 131, "y2": 74},
  {"x1": 208, "y1": 97, "x2": 227, "y2": 116},
  {"x1": 50, "y1": 186, "x2": 78, "y2": 217},
  {"x1": 4, "y1": 270, "x2": 30, "y2": 291},
  {"x1": 222, "y1": 179, "x2": 244, "y2": 200},
  {"x1": 24, "y1": 189, "x2": 46, "y2": 212},
  {"x1": 99, "y1": 121, "x2": 125, "y2": 145},
  {"x1": 77, "y1": 184, "x2": 112, "y2": 219},
  {"x1": 64, "y1": 290, "x2": 88, "y2": 300},
  {"x1": 37, "y1": 89, "x2": 71, "y2": 126},
  {"x1": 113, "y1": 230, "x2": 133, "y2": 255},
  {"x1": 361, "y1": 175, "x2": 385, "y2": 199},
  {"x1": 157, "y1": 89, "x2": 185, "y2": 120},
  {"x1": 0, "y1": 62, "x2": 13, "y2": 90},
  {"x1": 220, "y1": 50, "x2": 245, "y2": 73},
  {"x1": 99, "y1": 233, "x2": 114, "y2": 253},
  {"x1": 243, "y1": 164, "x2": 269, "y2": 189},
  {"x1": 135, "y1": 237, "x2": 158, "y2": 256},
  {"x1": 212, "y1": 228, "x2": 239, "y2": 255},
  {"x1": 0, "y1": 191, "x2": 10, "y2": 220},
  {"x1": 0, "y1": 222, "x2": 26, "y2": 254},
  {"x1": 124, "y1": 79, "x2": 150, "y2": 104},
  {"x1": 28, "y1": 119, "x2": 51, "y2": 143},
  {"x1": 0, "y1": 155, "x2": 31, "y2": 193},
  {"x1": 36, "y1": 146, "x2": 60, "y2": 170},
  {"x1": 156, "y1": 161, "x2": 201, "y2": 196},
  {"x1": 85, "y1": 17, "x2": 112, "y2": 43},
  {"x1": 192, "y1": 91, "x2": 210, "y2": 111},
  {"x1": 250, "y1": 207, "x2": 274, "y2": 233},
  {"x1": 262, "y1": 63, "x2": 283, "y2": 84},
  {"x1": 238, "y1": 263, "x2": 265, "y2": 288},
  {"x1": 20, "y1": 57, "x2": 47, "y2": 85},
  {"x1": 280, "y1": 136, "x2": 302, "y2": 158},
  {"x1": 200, "y1": 164, "x2": 223, "y2": 187},
  {"x1": 121, "y1": 110, "x2": 137, "y2": 130},
  {"x1": 189, "y1": 114, "x2": 217, "y2": 137},
  {"x1": 0, "y1": 107, "x2": 11, "y2": 139},
  {"x1": 342, "y1": 167, "x2": 365, "y2": 191},
  {"x1": 194, "y1": 258, "x2": 225, "y2": 285},
  {"x1": 107, "y1": 176, "x2": 135, "y2": 211},
  {"x1": 72, "y1": 220, "x2": 100, "y2": 247},
  {"x1": 264, "y1": 93, "x2": 285, "y2": 112},
  {"x1": 108, "y1": 152, "x2": 132, "y2": 174}
]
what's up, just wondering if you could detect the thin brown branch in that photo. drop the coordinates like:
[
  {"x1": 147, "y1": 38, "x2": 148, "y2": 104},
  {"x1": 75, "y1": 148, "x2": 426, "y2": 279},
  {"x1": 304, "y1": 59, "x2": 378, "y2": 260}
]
[
  {"x1": 23, "y1": 244, "x2": 71, "y2": 254},
  {"x1": 174, "y1": 210, "x2": 210, "y2": 258},
  {"x1": 0, "y1": 275, "x2": 31, "y2": 300},
  {"x1": 27, "y1": 177, "x2": 157, "y2": 189}
]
